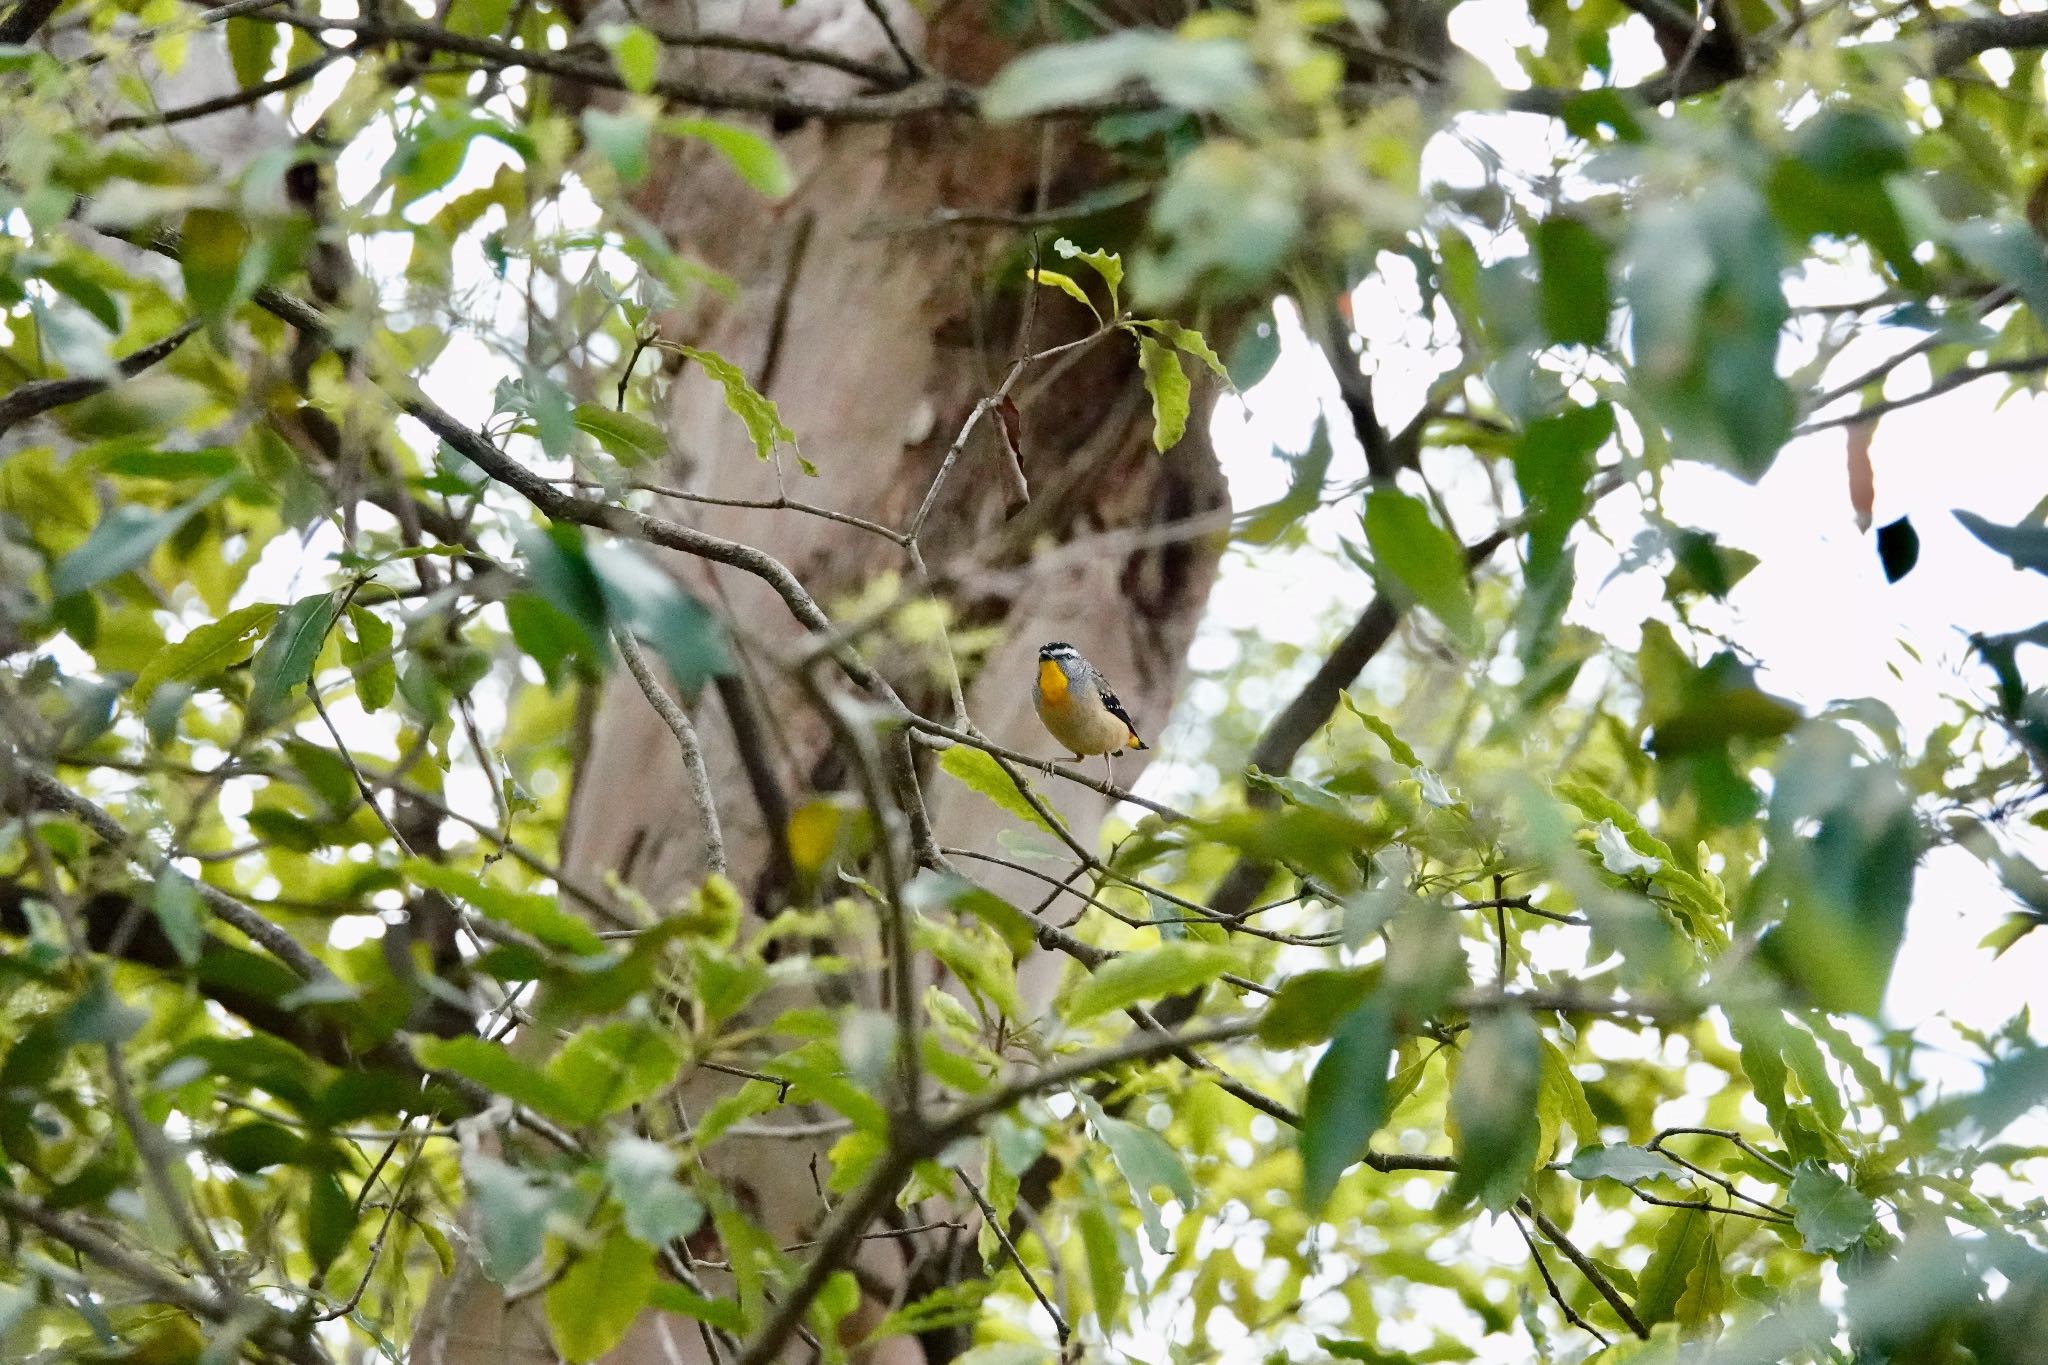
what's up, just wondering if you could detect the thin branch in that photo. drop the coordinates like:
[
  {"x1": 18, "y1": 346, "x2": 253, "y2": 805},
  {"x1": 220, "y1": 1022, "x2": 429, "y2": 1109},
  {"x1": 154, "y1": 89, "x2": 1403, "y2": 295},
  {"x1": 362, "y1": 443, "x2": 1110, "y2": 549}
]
[
  {"x1": 0, "y1": 319, "x2": 203, "y2": 437},
  {"x1": 0, "y1": 1188, "x2": 331, "y2": 1365},
  {"x1": 1794, "y1": 352, "x2": 2048, "y2": 435},
  {"x1": 1517, "y1": 1198, "x2": 1651, "y2": 1340},
  {"x1": 956, "y1": 1169, "x2": 1069, "y2": 1345},
  {"x1": 613, "y1": 629, "x2": 727, "y2": 877},
  {"x1": 1512, "y1": 1208, "x2": 1610, "y2": 1347},
  {"x1": 856, "y1": 0, "x2": 923, "y2": 79},
  {"x1": 104, "y1": 52, "x2": 337, "y2": 129}
]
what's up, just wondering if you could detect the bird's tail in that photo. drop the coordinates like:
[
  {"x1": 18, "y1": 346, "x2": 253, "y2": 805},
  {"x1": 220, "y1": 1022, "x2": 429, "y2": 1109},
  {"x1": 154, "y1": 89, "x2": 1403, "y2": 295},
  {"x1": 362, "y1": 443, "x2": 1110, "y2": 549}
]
[{"x1": 1127, "y1": 735, "x2": 1149, "y2": 751}]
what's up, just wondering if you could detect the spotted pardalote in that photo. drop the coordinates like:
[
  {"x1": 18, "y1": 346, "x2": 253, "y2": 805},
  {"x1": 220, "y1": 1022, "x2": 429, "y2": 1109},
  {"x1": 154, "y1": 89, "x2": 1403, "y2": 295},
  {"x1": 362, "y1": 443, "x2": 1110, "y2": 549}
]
[{"x1": 1033, "y1": 642, "x2": 1148, "y2": 781}]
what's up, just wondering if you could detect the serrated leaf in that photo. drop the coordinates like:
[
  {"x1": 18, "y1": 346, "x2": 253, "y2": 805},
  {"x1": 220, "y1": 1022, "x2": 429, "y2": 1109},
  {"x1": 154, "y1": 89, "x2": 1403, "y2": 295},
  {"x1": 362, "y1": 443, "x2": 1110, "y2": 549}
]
[
  {"x1": 1637, "y1": 1207, "x2": 1712, "y2": 1325},
  {"x1": 1568, "y1": 1144, "x2": 1680, "y2": 1186},
  {"x1": 1054, "y1": 237, "x2": 1122, "y2": 310},
  {"x1": 573, "y1": 403, "x2": 666, "y2": 465},
  {"x1": 1300, "y1": 1000, "x2": 1394, "y2": 1213},
  {"x1": 546, "y1": 1227, "x2": 657, "y2": 1362},
  {"x1": 132, "y1": 602, "x2": 279, "y2": 701},
  {"x1": 1341, "y1": 693, "x2": 1421, "y2": 766},
  {"x1": 937, "y1": 745, "x2": 1055, "y2": 833},
  {"x1": 1065, "y1": 941, "x2": 1236, "y2": 1023},
  {"x1": 1078, "y1": 1093, "x2": 1195, "y2": 1254},
  {"x1": 1363, "y1": 488, "x2": 1478, "y2": 651},
  {"x1": 1137, "y1": 335, "x2": 1190, "y2": 451},
  {"x1": 546, "y1": 1020, "x2": 683, "y2": 1123},
  {"x1": 246, "y1": 590, "x2": 343, "y2": 725},
  {"x1": 672, "y1": 346, "x2": 796, "y2": 462},
  {"x1": 1788, "y1": 1161, "x2": 1876, "y2": 1253}
]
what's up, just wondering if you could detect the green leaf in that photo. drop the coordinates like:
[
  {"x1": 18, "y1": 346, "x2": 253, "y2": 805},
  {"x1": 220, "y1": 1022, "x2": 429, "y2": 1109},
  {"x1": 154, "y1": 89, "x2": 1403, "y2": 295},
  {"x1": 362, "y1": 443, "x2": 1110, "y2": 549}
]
[
  {"x1": 937, "y1": 745, "x2": 1055, "y2": 834},
  {"x1": 1446, "y1": 1012, "x2": 1544, "y2": 1211},
  {"x1": 1299, "y1": 1000, "x2": 1394, "y2": 1214},
  {"x1": 546, "y1": 1020, "x2": 684, "y2": 1123},
  {"x1": 1624, "y1": 182, "x2": 1792, "y2": 482},
  {"x1": 602, "y1": 22, "x2": 660, "y2": 93},
  {"x1": 1064, "y1": 941, "x2": 1236, "y2": 1023},
  {"x1": 1137, "y1": 335, "x2": 1190, "y2": 451},
  {"x1": 1569, "y1": 1144, "x2": 1680, "y2": 1186},
  {"x1": 226, "y1": 16, "x2": 280, "y2": 87},
  {"x1": 605, "y1": 1137, "x2": 704, "y2": 1248},
  {"x1": 981, "y1": 31, "x2": 1255, "y2": 120},
  {"x1": 1054, "y1": 238, "x2": 1122, "y2": 310},
  {"x1": 587, "y1": 542, "x2": 734, "y2": 695},
  {"x1": 340, "y1": 604, "x2": 396, "y2": 712},
  {"x1": 572, "y1": 403, "x2": 667, "y2": 465},
  {"x1": 463, "y1": 1152, "x2": 561, "y2": 1283},
  {"x1": 581, "y1": 107, "x2": 652, "y2": 185},
  {"x1": 403, "y1": 860, "x2": 605, "y2": 956},
  {"x1": 1788, "y1": 1161, "x2": 1876, "y2": 1254},
  {"x1": 303, "y1": 1170, "x2": 356, "y2": 1272},
  {"x1": 246, "y1": 590, "x2": 343, "y2": 725},
  {"x1": 1636, "y1": 1206, "x2": 1711, "y2": 1326},
  {"x1": 180, "y1": 208, "x2": 252, "y2": 320},
  {"x1": 1341, "y1": 693, "x2": 1421, "y2": 766},
  {"x1": 672, "y1": 346, "x2": 796, "y2": 462},
  {"x1": 1534, "y1": 216, "x2": 1612, "y2": 346},
  {"x1": 663, "y1": 118, "x2": 794, "y2": 199},
  {"x1": 50, "y1": 478, "x2": 232, "y2": 599},
  {"x1": 546, "y1": 1227, "x2": 658, "y2": 1362},
  {"x1": 414, "y1": 1036, "x2": 577, "y2": 1125},
  {"x1": 151, "y1": 867, "x2": 206, "y2": 967},
  {"x1": 1949, "y1": 218, "x2": 2048, "y2": 322},
  {"x1": 1028, "y1": 268, "x2": 1097, "y2": 316},
  {"x1": 1362, "y1": 488, "x2": 1478, "y2": 651},
  {"x1": 206, "y1": 1120, "x2": 301, "y2": 1173},
  {"x1": 1078, "y1": 1093, "x2": 1196, "y2": 1254},
  {"x1": 1258, "y1": 966, "x2": 1379, "y2": 1048},
  {"x1": 132, "y1": 602, "x2": 279, "y2": 701}
]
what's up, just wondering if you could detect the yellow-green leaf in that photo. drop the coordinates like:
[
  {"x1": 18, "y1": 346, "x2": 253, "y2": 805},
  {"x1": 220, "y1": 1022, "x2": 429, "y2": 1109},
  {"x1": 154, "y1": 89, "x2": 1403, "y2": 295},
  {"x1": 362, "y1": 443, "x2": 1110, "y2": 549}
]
[{"x1": 1065, "y1": 941, "x2": 1236, "y2": 1023}]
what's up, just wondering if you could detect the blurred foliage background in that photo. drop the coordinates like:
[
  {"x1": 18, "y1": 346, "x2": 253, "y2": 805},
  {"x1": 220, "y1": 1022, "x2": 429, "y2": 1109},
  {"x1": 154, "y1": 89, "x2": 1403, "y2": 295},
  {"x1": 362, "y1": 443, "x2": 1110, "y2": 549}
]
[{"x1": 2, "y1": 0, "x2": 2048, "y2": 1362}]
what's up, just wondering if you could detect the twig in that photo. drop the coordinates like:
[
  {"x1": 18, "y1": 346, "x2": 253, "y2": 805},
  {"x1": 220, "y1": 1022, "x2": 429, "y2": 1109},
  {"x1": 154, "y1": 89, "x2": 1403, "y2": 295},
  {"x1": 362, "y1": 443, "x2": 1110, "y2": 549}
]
[
  {"x1": 104, "y1": 52, "x2": 337, "y2": 129},
  {"x1": 956, "y1": 1168, "x2": 1069, "y2": 1345},
  {"x1": 613, "y1": 629, "x2": 727, "y2": 877},
  {"x1": 1512, "y1": 1208, "x2": 1610, "y2": 1347},
  {"x1": 0, "y1": 319, "x2": 202, "y2": 437},
  {"x1": 1517, "y1": 1198, "x2": 1651, "y2": 1340}
]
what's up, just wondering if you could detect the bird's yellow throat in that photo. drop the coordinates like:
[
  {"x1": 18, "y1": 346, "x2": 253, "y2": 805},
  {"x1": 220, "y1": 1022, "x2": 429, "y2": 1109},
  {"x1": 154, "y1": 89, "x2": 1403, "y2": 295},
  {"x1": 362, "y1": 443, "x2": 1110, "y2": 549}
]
[{"x1": 1037, "y1": 658, "x2": 1069, "y2": 701}]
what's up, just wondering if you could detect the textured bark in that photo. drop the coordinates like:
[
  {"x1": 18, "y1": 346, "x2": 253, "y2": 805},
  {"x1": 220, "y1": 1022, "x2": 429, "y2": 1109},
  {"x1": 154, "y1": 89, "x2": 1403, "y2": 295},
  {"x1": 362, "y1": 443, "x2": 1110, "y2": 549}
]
[{"x1": 421, "y1": 11, "x2": 1227, "y2": 1359}]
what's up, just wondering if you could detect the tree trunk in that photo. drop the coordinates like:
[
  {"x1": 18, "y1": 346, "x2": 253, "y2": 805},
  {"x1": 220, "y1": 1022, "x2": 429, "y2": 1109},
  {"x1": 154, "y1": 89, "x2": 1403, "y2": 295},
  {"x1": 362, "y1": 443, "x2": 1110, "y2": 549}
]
[{"x1": 413, "y1": 5, "x2": 1230, "y2": 1362}]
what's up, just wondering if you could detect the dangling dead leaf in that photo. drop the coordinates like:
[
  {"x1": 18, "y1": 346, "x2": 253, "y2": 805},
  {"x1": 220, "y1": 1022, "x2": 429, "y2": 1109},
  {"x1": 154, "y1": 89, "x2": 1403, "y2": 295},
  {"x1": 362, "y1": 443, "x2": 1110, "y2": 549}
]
[
  {"x1": 1846, "y1": 419, "x2": 1876, "y2": 533},
  {"x1": 994, "y1": 395, "x2": 1030, "y2": 518}
]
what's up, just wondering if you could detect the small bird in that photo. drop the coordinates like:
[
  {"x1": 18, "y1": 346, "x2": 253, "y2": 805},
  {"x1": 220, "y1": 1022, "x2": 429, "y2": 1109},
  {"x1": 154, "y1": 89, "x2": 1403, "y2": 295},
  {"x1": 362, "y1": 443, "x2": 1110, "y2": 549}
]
[{"x1": 1033, "y1": 641, "x2": 1149, "y2": 784}]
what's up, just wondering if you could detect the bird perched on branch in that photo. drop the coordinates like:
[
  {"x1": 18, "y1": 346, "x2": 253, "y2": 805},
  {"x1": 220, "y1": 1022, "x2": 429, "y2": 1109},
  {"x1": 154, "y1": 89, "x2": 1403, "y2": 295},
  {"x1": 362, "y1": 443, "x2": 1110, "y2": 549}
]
[{"x1": 1034, "y1": 641, "x2": 1149, "y2": 784}]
